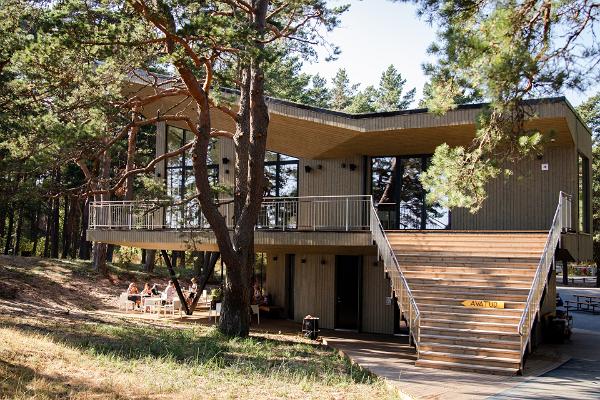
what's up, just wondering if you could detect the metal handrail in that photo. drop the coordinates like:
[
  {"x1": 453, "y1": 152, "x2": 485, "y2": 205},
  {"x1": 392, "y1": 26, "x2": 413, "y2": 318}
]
[
  {"x1": 517, "y1": 191, "x2": 571, "y2": 367},
  {"x1": 369, "y1": 197, "x2": 421, "y2": 352},
  {"x1": 89, "y1": 195, "x2": 373, "y2": 231}
]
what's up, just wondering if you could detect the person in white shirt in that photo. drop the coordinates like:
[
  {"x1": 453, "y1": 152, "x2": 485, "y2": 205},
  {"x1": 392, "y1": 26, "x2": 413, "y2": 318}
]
[{"x1": 161, "y1": 281, "x2": 175, "y2": 304}]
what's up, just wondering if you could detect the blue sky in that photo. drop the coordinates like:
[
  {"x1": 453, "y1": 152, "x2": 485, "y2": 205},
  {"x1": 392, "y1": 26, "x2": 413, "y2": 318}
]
[{"x1": 302, "y1": 0, "x2": 596, "y2": 107}]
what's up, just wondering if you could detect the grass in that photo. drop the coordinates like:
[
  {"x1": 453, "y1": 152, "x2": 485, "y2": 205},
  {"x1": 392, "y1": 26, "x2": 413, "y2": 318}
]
[{"x1": 0, "y1": 256, "x2": 400, "y2": 399}]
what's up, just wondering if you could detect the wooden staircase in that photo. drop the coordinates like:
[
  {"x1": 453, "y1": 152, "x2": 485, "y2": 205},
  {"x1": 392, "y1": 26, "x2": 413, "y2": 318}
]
[{"x1": 387, "y1": 231, "x2": 548, "y2": 375}]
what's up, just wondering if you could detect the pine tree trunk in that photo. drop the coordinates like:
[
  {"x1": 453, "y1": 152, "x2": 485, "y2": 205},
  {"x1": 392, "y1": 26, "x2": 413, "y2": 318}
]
[
  {"x1": 61, "y1": 196, "x2": 70, "y2": 258},
  {"x1": 31, "y1": 207, "x2": 40, "y2": 256},
  {"x1": 50, "y1": 197, "x2": 60, "y2": 258},
  {"x1": 79, "y1": 198, "x2": 91, "y2": 260},
  {"x1": 43, "y1": 206, "x2": 51, "y2": 257},
  {"x1": 219, "y1": 250, "x2": 253, "y2": 336},
  {"x1": 0, "y1": 206, "x2": 6, "y2": 246},
  {"x1": 4, "y1": 207, "x2": 14, "y2": 255},
  {"x1": 144, "y1": 249, "x2": 156, "y2": 273},
  {"x1": 14, "y1": 207, "x2": 23, "y2": 256},
  {"x1": 93, "y1": 242, "x2": 108, "y2": 275}
]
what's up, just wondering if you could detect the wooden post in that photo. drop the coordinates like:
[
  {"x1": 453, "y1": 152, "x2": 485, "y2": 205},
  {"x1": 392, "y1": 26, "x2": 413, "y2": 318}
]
[
  {"x1": 562, "y1": 259, "x2": 568, "y2": 285},
  {"x1": 160, "y1": 250, "x2": 190, "y2": 315}
]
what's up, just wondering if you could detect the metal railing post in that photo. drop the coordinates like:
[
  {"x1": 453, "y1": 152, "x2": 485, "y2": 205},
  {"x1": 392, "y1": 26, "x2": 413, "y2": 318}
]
[{"x1": 345, "y1": 198, "x2": 349, "y2": 231}]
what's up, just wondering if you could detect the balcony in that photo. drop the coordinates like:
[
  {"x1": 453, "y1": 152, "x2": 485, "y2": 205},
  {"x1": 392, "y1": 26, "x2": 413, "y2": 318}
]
[{"x1": 86, "y1": 196, "x2": 376, "y2": 253}]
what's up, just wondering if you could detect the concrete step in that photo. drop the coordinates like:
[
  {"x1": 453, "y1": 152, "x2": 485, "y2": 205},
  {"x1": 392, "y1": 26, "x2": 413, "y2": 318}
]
[
  {"x1": 418, "y1": 350, "x2": 521, "y2": 370},
  {"x1": 421, "y1": 317, "x2": 518, "y2": 333},
  {"x1": 415, "y1": 358, "x2": 518, "y2": 376},
  {"x1": 419, "y1": 333, "x2": 521, "y2": 351}
]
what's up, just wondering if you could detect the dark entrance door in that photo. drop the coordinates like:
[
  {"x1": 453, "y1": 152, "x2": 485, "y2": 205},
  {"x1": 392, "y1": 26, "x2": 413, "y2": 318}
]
[
  {"x1": 285, "y1": 254, "x2": 295, "y2": 319},
  {"x1": 335, "y1": 255, "x2": 361, "y2": 330}
]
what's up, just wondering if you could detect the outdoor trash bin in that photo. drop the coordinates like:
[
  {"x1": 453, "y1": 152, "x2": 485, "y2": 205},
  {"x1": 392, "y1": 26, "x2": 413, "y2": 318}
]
[{"x1": 302, "y1": 316, "x2": 319, "y2": 340}]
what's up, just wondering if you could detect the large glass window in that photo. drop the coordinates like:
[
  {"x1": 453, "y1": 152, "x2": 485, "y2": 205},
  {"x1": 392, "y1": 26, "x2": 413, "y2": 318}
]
[
  {"x1": 578, "y1": 154, "x2": 590, "y2": 233},
  {"x1": 370, "y1": 155, "x2": 449, "y2": 230},
  {"x1": 166, "y1": 126, "x2": 219, "y2": 201},
  {"x1": 263, "y1": 151, "x2": 298, "y2": 198}
]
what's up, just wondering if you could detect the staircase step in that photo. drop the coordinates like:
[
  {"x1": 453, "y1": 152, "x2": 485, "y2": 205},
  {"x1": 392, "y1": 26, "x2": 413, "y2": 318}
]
[
  {"x1": 419, "y1": 334, "x2": 521, "y2": 351},
  {"x1": 407, "y1": 277, "x2": 531, "y2": 288},
  {"x1": 422, "y1": 310, "x2": 521, "y2": 324},
  {"x1": 410, "y1": 285, "x2": 529, "y2": 297},
  {"x1": 418, "y1": 304, "x2": 524, "y2": 317},
  {"x1": 421, "y1": 325, "x2": 521, "y2": 342},
  {"x1": 397, "y1": 256, "x2": 540, "y2": 266},
  {"x1": 415, "y1": 358, "x2": 518, "y2": 376},
  {"x1": 418, "y1": 350, "x2": 521, "y2": 370},
  {"x1": 421, "y1": 318, "x2": 518, "y2": 333},
  {"x1": 415, "y1": 296, "x2": 525, "y2": 309},
  {"x1": 402, "y1": 266, "x2": 537, "y2": 275},
  {"x1": 403, "y1": 271, "x2": 533, "y2": 282},
  {"x1": 420, "y1": 342, "x2": 521, "y2": 359}
]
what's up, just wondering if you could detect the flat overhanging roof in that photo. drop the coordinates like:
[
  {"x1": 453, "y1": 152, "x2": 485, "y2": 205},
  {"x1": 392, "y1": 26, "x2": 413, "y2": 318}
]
[{"x1": 126, "y1": 78, "x2": 589, "y2": 159}]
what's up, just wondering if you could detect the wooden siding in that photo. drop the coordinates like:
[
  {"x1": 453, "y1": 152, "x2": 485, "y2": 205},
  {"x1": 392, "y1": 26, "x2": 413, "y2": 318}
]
[
  {"x1": 292, "y1": 254, "x2": 336, "y2": 329},
  {"x1": 361, "y1": 256, "x2": 394, "y2": 334},
  {"x1": 265, "y1": 254, "x2": 285, "y2": 311},
  {"x1": 265, "y1": 252, "x2": 394, "y2": 334},
  {"x1": 452, "y1": 146, "x2": 576, "y2": 231},
  {"x1": 86, "y1": 229, "x2": 375, "y2": 253}
]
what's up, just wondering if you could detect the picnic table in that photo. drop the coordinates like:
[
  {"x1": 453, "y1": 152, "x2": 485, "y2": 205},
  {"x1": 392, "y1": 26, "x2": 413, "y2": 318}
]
[{"x1": 564, "y1": 294, "x2": 600, "y2": 314}]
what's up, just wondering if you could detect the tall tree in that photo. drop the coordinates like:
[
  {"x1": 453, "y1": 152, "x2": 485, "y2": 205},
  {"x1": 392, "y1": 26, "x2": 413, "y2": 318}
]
[
  {"x1": 577, "y1": 92, "x2": 600, "y2": 286},
  {"x1": 374, "y1": 64, "x2": 415, "y2": 111},
  {"x1": 403, "y1": 0, "x2": 600, "y2": 211},
  {"x1": 330, "y1": 68, "x2": 357, "y2": 110}
]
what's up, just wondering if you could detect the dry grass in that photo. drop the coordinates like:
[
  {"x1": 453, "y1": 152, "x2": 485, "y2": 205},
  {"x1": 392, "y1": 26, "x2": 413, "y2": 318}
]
[{"x1": 0, "y1": 256, "x2": 400, "y2": 399}]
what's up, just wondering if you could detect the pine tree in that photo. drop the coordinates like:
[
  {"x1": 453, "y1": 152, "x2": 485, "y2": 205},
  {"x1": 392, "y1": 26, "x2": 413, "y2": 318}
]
[{"x1": 374, "y1": 65, "x2": 415, "y2": 111}]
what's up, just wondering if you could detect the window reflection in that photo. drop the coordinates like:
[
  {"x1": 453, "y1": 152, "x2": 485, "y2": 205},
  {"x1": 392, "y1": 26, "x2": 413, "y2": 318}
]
[{"x1": 371, "y1": 156, "x2": 449, "y2": 230}]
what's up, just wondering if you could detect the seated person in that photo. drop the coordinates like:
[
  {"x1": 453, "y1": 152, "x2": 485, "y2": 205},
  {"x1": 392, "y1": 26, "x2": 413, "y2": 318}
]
[
  {"x1": 151, "y1": 283, "x2": 160, "y2": 296},
  {"x1": 252, "y1": 282, "x2": 262, "y2": 305},
  {"x1": 127, "y1": 282, "x2": 140, "y2": 307},
  {"x1": 141, "y1": 283, "x2": 152, "y2": 297},
  {"x1": 161, "y1": 281, "x2": 175, "y2": 305},
  {"x1": 187, "y1": 278, "x2": 198, "y2": 306}
]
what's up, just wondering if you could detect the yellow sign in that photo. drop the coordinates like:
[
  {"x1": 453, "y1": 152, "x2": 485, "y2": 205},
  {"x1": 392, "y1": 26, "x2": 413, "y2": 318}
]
[{"x1": 461, "y1": 300, "x2": 505, "y2": 309}]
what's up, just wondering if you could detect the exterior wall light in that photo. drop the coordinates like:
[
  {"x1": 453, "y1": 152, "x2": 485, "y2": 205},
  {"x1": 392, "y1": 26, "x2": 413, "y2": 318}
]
[
  {"x1": 301, "y1": 258, "x2": 306, "y2": 263},
  {"x1": 349, "y1": 163, "x2": 357, "y2": 171},
  {"x1": 304, "y1": 166, "x2": 312, "y2": 173},
  {"x1": 272, "y1": 256, "x2": 278, "y2": 261},
  {"x1": 222, "y1": 157, "x2": 230, "y2": 164},
  {"x1": 321, "y1": 259, "x2": 327, "y2": 265}
]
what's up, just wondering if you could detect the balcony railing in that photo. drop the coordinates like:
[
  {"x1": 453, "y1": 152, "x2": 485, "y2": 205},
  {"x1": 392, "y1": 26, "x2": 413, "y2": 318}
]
[{"x1": 88, "y1": 195, "x2": 372, "y2": 231}]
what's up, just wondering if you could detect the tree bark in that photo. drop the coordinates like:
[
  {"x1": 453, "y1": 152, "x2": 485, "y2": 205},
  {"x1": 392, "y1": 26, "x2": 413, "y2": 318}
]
[
  {"x1": 50, "y1": 196, "x2": 60, "y2": 258},
  {"x1": 4, "y1": 206, "x2": 14, "y2": 255},
  {"x1": 61, "y1": 195, "x2": 70, "y2": 258},
  {"x1": 43, "y1": 205, "x2": 51, "y2": 257},
  {"x1": 0, "y1": 205, "x2": 6, "y2": 246},
  {"x1": 14, "y1": 207, "x2": 23, "y2": 256},
  {"x1": 78, "y1": 198, "x2": 91, "y2": 260},
  {"x1": 31, "y1": 206, "x2": 40, "y2": 256},
  {"x1": 93, "y1": 148, "x2": 111, "y2": 274},
  {"x1": 144, "y1": 249, "x2": 156, "y2": 273}
]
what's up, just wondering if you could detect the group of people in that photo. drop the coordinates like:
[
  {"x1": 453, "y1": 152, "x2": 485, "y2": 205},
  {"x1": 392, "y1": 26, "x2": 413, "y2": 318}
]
[{"x1": 126, "y1": 278, "x2": 198, "y2": 309}]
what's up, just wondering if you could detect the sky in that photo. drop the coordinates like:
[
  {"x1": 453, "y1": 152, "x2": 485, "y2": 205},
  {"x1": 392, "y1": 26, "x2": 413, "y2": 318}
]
[{"x1": 302, "y1": 0, "x2": 597, "y2": 107}]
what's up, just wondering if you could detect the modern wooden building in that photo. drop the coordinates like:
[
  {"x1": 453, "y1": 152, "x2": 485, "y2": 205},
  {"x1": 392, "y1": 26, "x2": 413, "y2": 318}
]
[{"x1": 87, "y1": 94, "x2": 592, "y2": 374}]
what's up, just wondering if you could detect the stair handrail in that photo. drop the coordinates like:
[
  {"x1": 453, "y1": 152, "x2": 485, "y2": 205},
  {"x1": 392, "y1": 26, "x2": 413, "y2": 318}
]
[
  {"x1": 369, "y1": 197, "x2": 421, "y2": 351},
  {"x1": 518, "y1": 191, "x2": 571, "y2": 360}
]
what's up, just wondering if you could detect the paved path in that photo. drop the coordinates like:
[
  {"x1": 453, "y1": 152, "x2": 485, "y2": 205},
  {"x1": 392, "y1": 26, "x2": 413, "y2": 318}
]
[{"x1": 322, "y1": 293, "x2": 600, "y2": 400}]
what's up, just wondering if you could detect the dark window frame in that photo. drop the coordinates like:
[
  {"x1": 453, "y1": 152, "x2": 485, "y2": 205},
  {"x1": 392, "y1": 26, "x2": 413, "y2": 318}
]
[{"x1": 578, "y1": 153, "x2": 590, "y2": 233}]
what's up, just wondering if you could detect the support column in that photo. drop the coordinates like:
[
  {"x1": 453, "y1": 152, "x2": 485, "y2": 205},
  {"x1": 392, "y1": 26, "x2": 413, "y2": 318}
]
[{"x1": 562, "y1": 259, "x2": 569, "y2": 285}]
